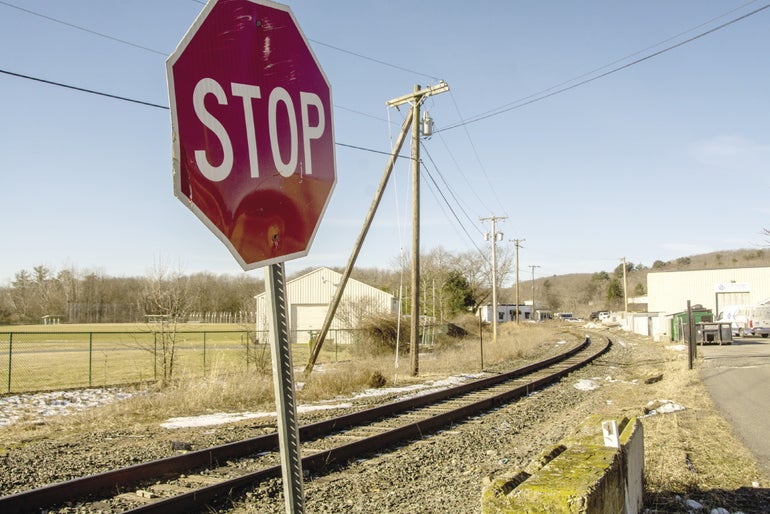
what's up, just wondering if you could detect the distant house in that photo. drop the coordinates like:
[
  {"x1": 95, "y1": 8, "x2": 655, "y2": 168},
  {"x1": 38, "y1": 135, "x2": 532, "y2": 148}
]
[{"x1": 255, "y1": 267, "x2": 398, "y2": 344}]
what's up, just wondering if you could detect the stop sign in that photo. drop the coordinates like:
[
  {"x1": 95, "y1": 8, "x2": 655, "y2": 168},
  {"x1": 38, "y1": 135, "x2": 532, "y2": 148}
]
[{"x1": 166, "y1": 0, "x2": 336, "y2": 270}]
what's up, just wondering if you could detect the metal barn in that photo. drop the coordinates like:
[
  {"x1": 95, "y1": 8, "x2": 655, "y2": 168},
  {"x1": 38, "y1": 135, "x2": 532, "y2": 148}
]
[{"x1": 255, "y1": 267, "x2": 398, "y2": 344}]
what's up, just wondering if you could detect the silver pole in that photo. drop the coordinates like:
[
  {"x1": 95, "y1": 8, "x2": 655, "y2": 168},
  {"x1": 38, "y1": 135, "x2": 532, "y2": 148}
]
[{"x1": 264, "y1": 262, "x2": 304, "y2": 513}]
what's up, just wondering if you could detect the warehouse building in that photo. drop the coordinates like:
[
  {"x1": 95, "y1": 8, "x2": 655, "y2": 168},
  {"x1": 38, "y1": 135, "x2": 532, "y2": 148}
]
[{"x1": 647, "y1": 266, "x2": 770, "y2": 316}]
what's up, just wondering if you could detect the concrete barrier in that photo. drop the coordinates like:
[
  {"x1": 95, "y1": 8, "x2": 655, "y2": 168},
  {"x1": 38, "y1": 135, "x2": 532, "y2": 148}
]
[{"x1": 481, "y1": 416, "x2": 644, "y2": 513}]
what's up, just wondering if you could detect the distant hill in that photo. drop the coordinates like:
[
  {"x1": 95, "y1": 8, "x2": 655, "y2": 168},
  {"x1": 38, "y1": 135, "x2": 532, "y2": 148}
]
[{"x1": 500, "y1": 248, "x2": 770, "y2": 318}]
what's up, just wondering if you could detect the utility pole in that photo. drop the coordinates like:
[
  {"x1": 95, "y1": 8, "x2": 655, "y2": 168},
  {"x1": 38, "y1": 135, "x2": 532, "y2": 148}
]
[
  {"x1": 481, "y1": 216, "x2": 507, "y2": 342},
  {"x1": 304, "y1": 111, "x2": 414, "y2": 377},
  {"x1": 529, "y1": 265, "x2": 541, "y2": 320},
  {"x1": 511, "y1": 238, "x2": 525, "y2": 323},
  {"x1": 387, "y1": 81, "x2": 449, "y2": 376}
]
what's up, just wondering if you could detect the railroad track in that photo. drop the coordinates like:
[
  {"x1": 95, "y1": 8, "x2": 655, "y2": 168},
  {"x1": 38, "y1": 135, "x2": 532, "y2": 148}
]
[{"x1": 1, "y1": 335, "x2": 611, "y2": 514}]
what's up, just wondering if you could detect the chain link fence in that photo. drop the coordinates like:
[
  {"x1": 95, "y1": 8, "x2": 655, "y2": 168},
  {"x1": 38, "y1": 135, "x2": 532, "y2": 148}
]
[{"x1": 0, "y1": 329, "x2": 355, "y2": 394}]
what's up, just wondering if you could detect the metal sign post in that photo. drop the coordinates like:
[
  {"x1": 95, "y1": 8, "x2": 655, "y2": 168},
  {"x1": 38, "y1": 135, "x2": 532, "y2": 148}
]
[{"x1": 264, "y1": 262, "x2": 304, "y2": 513}]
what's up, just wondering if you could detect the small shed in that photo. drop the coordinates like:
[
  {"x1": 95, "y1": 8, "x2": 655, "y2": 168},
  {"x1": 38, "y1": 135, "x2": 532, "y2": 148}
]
[{"x1": 255, "y1": 267, "x2": 398, "y2": 344}]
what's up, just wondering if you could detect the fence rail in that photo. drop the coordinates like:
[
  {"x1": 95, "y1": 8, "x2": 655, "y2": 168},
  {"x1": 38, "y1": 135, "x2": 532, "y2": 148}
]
[{"x1": 0, "y1": 329, "x2": 354, "y2": 394}]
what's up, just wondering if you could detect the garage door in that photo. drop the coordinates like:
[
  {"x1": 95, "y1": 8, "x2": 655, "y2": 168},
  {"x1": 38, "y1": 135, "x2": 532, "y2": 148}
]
[{"x1": 291, "y1": 304, "x2": 328, "y2": 344}]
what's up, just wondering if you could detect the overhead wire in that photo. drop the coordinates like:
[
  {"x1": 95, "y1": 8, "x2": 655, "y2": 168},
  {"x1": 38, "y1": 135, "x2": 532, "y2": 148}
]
[
  {"x1": 445, "y1": 91, "x2": 507, "y2": 216},
  {"x1": 420, "y1": 157, "x2": 487, "y2": 260},
  {"x1": 420, "y1": 143, "x2": 484, "y2": 240},
  {"x1": 0, "y1": 0, "x2": 168, "y2": 55},
  {"x1": 456, "y1": 0, "x2": 764, "y2": 125},
  {"x1": 438, "y1": 2, "x2": 770, "y2": 132},
  {"x1": 0, "y1": 68, "x2": 169, "y2": 109},
  {"x1": 0, "y1": 65, "x2": 414, "y2": 160}
]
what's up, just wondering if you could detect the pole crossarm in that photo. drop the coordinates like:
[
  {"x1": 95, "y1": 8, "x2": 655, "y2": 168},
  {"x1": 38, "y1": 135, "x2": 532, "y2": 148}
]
[{"x1": 386, "y1": 81, "x2": 449, "y2": 108}]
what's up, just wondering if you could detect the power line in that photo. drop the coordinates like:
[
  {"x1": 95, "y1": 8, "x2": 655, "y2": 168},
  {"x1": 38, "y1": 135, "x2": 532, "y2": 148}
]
[
  {"x1": 0, "y1": 1, "x2": 167, "y2": 56},
  {"x1": 420, "y1": 143, "x2": 484, "y2": 238},
  {"x1": 438, "y1": 3, "x2": 770, "y2": 132},
  {"x1": 0, "y1": 67, "x2": 412, "y2": 162},
  {"x1": 445, "y1": 90, "x2": 507, "y2": 216},
  {"x1": 308, "y1": 39, "x2": 441, "y2": 82},
  {"x1": 421, "y1": 160, "x2": 487, "y2": 259},
  {"x1": 0, "y1": 68, "x2": 170, "y2": 109}
]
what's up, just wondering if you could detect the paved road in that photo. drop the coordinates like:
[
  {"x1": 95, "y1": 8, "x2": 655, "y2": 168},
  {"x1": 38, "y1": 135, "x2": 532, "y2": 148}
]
[{"x1": 699, "y1": 337, "x2": 770, "y2": 478}]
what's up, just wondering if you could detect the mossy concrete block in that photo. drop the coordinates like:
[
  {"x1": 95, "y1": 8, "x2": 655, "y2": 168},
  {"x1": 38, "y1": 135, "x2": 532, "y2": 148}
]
[{"x1": 481, "y1": 417, "x2": 644, "y2": 514}]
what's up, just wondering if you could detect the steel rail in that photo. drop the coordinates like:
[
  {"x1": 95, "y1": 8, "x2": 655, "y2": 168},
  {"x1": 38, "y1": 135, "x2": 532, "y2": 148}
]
[
  {"x1": 0, "y1": 335, "x2": 609, "y2": 514},
  {"x1": 126, "y1": 336, "x2": 610, "y2": 514}
]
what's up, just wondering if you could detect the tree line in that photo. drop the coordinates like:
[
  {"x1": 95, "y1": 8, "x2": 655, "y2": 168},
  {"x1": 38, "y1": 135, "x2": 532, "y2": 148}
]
[
  {"x1": 0, "y1": 265, "x2": 262, "y2": 325},
  {"x1": 0, "y1": 245, "x2": 639, "y2": 326}
]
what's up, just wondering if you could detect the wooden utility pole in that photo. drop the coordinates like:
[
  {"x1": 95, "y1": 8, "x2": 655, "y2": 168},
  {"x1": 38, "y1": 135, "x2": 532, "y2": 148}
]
[
  {"x1": 511, "y1": 238, "x2": 525, "y2": 323},
  {"x1": 304, "y1": 112, "x2": 414, "y2": 377},
  {"x1": 387, "y1": 81, "x2": 449, "y2": 376},
  {"x1": 481, "y1": 215, "x2": 507, "y2": 342}
]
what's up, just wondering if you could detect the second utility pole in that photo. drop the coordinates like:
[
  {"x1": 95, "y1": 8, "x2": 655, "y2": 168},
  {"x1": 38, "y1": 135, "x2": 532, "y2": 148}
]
[
  {"x1": 387, "y1": 81, "x2": 449, "y2": 376},
  {"x1": 481, "y1": 215, "x2": 507, "y2": 343},
  {"x1": 511, "y1": 238, "x2": 525, "y2": 323}
]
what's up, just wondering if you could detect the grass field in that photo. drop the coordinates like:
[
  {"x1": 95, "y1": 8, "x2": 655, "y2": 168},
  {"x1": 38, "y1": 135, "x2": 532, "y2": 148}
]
[{"x1": 0, "y1": 323, "x2": 353, "y2": 393}]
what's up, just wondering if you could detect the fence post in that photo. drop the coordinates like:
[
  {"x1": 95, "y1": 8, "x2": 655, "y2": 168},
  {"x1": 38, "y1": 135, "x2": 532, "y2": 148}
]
[
  {"x1": 153, "y1": 332, "x2": 158, "y2": 381},
  {"x1": 244, "y1": 333, "x2": 249, "y2": 369},
  {"x1": 687, "y1": 300, "x2": 695, "y2": 370},
  {"x1": 6, "y1": 333, "x2": 12, "y2": 393},
  {"x1": 203, "y1": 331, "x2": 207, "y2": 375},
  {"x1": 88, "y1": 332, "x2": 93, "y2": 387}
]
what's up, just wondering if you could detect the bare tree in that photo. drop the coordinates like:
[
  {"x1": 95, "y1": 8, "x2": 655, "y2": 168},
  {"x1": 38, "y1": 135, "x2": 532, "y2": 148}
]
[
  {"x1": 142, "y1": 264, "x2": 192, "y2": 384},
  {"x1": 453, "y1": 250, "x2": 492, "y2": 312}
]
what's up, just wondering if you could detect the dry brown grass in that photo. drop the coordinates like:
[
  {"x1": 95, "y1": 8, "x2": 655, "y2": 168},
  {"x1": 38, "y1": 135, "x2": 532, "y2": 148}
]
[
  {"x1": 638, "y1": 353, "x2": 766, "y2": 507},
  {"x1": 579, "y1": 330, "x2": 768, "y2": 511}
]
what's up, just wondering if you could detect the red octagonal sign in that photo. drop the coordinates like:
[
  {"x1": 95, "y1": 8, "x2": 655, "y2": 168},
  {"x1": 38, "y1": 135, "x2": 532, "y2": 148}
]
[{"x1": 166, "y1": 0, "x2": 336, "y2": 270}]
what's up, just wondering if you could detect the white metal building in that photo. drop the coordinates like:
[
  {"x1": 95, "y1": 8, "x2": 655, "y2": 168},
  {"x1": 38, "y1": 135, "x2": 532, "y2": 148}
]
[
  {"x1": 255, "y1": 267, "x2": 398, "y2": 344},
  {"x1": 647, "y1": 266, "x2": 770, "y2": 316},
  {"x1": 480, "y1": 303, "x2": 535, "y2": 323}
]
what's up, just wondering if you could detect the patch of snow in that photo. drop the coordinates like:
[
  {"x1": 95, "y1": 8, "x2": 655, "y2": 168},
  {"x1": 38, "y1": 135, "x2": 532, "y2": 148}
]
[
  {"x1": 666, "y1": 344, "x2": 688, "y2": 352},
  {"x1": 0, "y1": 388, "x2": 135, "y2": 426},
  {"x1": 159, "y1": 402, "x2": 353, "y2": 429},
  {"x1": 351, "y1": 373, "x2": 486, "y2": 401},
  {"x1": 644, "y1": 399, "x2": 686, "y2": 416},
  {"x1": 574, "y1": 379, "x2": 601, "y2": 391}
]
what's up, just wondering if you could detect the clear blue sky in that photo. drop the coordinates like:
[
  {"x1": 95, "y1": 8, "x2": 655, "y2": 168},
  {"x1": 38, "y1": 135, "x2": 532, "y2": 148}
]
[{"x1": 1, "y1": 0, "x2": 768, "y2": 286}]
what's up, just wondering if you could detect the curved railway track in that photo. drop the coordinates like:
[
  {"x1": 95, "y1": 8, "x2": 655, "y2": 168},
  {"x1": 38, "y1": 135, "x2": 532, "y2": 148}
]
[{"x1": 1, "y1": 335, "x2": 611, "y2": 513}]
